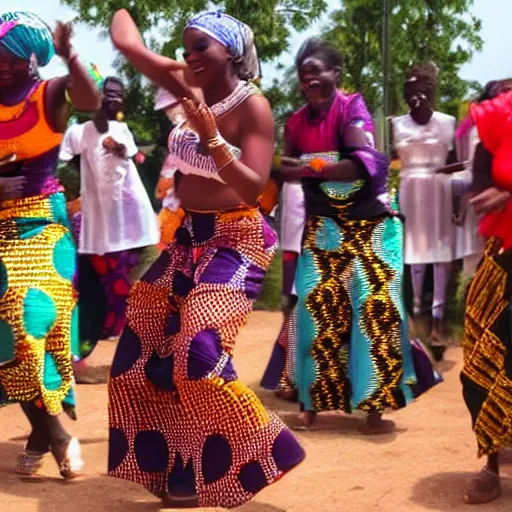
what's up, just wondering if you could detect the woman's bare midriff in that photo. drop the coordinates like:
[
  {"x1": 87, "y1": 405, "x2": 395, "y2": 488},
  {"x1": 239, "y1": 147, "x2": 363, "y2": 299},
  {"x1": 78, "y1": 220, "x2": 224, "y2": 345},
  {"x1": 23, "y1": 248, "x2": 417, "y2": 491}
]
[{"x1": 177, "y1": 174, "x2": 252, "y2": 211}]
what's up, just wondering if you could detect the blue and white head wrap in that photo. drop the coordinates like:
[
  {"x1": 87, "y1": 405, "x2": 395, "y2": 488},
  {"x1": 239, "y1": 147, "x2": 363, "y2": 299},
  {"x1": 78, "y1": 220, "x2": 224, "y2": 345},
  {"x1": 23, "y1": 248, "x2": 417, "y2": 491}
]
[
  {"x1": 0, "y1": 11, "x2": 54, "y2": 67},
  {"x1": 185, "y1": 11, "x2": 260, "y2": 81}
]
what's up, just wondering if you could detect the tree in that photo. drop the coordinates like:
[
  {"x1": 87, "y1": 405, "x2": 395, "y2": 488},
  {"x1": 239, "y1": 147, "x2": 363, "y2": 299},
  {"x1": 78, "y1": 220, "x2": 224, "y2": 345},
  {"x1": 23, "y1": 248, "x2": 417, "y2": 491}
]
[
  {"x1": 322, "y1": 0, "x2": 483, "y2": 116},
  {"x1": 61, "y1": 0, "x2": 328, "y2": 141}
]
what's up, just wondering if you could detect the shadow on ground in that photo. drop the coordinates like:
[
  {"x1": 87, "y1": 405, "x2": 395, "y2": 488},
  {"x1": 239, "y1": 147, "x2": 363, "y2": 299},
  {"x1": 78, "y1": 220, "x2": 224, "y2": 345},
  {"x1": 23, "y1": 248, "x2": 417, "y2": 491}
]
[
  {"x1": 410, "y1": 471, "x2": 512, "y2": 511},
  {"x1": 0, "y1": 442, "x2": 159, "y2": 512}
]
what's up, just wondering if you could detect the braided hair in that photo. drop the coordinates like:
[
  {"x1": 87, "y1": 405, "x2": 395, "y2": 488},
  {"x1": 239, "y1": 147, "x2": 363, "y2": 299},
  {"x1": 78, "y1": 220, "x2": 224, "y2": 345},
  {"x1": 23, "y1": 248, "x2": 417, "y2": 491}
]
[{"x1": 403, "y1": 62, "x2": 438, "y2": 102}]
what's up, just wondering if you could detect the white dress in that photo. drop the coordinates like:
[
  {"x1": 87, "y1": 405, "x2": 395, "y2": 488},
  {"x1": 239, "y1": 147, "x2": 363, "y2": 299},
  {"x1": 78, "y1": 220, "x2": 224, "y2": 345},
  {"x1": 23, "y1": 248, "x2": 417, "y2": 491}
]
[
  {"x1": 60, "y1": 121, "x2": 159, "y2": 256},
  {"x1": 453, "y1": 125, "x2": 484, "y2": 261},
  {"x1": 279, "y1": 183, "x2": 306, "y2": 296},
  {"x1": 393, "y1": 112, "x2": 456, "y2": 265}
]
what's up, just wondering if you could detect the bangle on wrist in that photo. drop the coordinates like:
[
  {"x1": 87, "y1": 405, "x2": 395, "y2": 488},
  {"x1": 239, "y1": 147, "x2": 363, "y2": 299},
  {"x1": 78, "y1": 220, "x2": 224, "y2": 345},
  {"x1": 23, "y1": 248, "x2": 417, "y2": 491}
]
[
  {"x1": 209, "y1": 142, "x2": 234, "y2": 171},
  {"x1": 205, "y1": 134, "x2": 226, "y2": 150},
  {"x1": 217, "y1": 157, "x2": 234, "y2": 172}
]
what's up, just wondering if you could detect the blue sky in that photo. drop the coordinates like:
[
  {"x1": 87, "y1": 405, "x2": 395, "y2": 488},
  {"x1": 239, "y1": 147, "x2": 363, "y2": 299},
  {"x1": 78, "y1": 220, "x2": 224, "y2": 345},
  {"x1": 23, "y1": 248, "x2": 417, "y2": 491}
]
[{"x1": 3, "y1": 0, "x2": 512, "y2": 88}]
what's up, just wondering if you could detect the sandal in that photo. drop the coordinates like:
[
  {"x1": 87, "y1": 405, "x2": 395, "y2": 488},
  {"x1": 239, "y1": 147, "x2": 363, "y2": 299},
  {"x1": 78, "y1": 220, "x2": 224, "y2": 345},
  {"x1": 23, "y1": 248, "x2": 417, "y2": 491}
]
[
  {"x1": 15, "y1": 449, "x2": 45, "y2": 478},
  {"x1": 51, "y1": 437, "x2": 84, "y2": 479},
  {"x1": 464, "y1": 467, "x2": 501, "y2": 505}
]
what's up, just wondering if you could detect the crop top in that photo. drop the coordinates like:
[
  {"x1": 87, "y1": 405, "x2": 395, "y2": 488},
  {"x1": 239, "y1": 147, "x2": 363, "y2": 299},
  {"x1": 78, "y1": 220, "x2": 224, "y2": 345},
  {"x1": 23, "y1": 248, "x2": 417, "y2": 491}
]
[{"x1": 166, "y1": 81, "x2": 259, "y2": 182}]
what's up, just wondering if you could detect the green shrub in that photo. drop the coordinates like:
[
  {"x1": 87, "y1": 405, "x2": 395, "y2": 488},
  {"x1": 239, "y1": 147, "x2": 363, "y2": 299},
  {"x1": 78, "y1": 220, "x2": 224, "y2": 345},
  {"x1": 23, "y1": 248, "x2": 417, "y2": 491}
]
[
  {"x1": 56, "y1": 161, "x2": 80, "y2": 201},
  {"x1": 254, "y1": 250, "x2": 282, "y2": 311},
  {"x1": 447, "y1": 269, "x2": 472, "y2": 340}
]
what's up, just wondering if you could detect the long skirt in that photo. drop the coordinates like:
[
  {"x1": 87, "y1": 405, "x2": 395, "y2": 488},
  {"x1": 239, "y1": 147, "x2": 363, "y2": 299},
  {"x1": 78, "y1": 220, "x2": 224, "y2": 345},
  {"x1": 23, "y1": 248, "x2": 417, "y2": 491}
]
[
  {"x1": 0, "y1": 193, "x2": 78, "y2": 417},
  {"x1": 461, "y1": 238, "x2": 512, "y2": 457},
  {"x1": 70, "y1": 211, "x2": 147, "y2": 359},
  {"x1": 108, "y1": 208, "x2": 305, "y2": 509},
  {"x1": 261, "y1": 305, "x2": 298, "y2": 393},
  {"x1": 296, "y1": 213, "x2": 417, "y2": 413}
]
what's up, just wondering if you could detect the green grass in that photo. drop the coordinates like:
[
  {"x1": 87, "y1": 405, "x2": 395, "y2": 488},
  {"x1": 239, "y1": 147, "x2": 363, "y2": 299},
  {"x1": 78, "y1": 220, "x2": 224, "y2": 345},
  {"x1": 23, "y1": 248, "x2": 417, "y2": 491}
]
[{"x1": 254, "y1": 250, "x2": 282, "y2": 311}]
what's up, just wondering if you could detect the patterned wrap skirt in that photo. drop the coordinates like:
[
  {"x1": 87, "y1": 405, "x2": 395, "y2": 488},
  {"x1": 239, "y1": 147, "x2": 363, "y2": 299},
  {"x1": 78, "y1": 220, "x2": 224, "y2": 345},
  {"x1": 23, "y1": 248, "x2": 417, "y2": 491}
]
[
  {"x1": 108, "y1": 208, "x2": 305, "y2": 509},
  {"x1": 461, "y1": 238, "x2": 512, "y2": 457},
  {"x1": 0, "y1": 193, "x2": 78, "y2": 417},
  {"x1": 261, "y1": 305, "x2": 298, "y2": 393},
  {"x1": 296, "y1": 212, "x2": 418, "y2": 413}
]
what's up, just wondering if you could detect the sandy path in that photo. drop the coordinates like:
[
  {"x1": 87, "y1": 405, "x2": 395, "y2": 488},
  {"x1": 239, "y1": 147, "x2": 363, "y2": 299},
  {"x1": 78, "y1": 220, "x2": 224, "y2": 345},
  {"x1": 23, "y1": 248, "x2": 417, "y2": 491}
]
[{"x1": 0, "y1": 311, "x2": 510, "y2": 511}]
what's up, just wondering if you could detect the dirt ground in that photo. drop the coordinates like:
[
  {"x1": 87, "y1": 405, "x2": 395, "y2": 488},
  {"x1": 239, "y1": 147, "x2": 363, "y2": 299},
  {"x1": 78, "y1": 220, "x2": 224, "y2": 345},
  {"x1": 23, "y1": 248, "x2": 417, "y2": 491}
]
[{"x1": 1, "y1": 311, "x2": 511, "y2": 512}]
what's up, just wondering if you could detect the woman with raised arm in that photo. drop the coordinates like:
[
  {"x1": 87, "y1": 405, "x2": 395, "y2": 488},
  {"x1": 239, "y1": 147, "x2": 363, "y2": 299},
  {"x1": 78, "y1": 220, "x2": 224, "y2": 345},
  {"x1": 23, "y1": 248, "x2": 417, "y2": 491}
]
[
  {"x1": 0, "y1": 11, "x2": 100, "y2": 478},
  {"x1": 107, "y1": 10, "x2": 304, "y2": 509},
  {"x1": 279, "y1": 39, "x2": 417, "y2": 433}
]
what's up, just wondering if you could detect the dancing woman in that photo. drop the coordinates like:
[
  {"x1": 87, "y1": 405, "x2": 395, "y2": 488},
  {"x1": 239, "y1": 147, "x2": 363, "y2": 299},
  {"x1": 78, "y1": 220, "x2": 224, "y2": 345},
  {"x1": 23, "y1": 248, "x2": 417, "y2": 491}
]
[
  {"x1": 0, "y1": 11, "x2": 99, "y2": 477},
  {"x1": 461, "y1": 85, "x2": 512, "y2": 505},
  {"x1": 279, "y1": 39, "x2": 417, "y2": 433},
  {"x1": 107, "y1": 10, "x2": 304, "y2": 509}
]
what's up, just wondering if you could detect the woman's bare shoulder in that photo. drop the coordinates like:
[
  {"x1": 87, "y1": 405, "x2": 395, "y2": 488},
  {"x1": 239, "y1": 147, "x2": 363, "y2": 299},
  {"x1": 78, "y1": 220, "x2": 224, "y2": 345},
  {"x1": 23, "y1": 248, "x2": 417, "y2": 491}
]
[{"x1": 239, "y1": 92, "x2": 274, "y2": 132}]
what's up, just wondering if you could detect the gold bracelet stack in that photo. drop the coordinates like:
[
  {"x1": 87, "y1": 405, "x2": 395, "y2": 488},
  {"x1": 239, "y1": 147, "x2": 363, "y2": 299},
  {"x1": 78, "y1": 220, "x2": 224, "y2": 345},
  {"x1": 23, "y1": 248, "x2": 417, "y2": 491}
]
[{"x1": 206, "y1": 135, "x2": 234, "y2": 172}]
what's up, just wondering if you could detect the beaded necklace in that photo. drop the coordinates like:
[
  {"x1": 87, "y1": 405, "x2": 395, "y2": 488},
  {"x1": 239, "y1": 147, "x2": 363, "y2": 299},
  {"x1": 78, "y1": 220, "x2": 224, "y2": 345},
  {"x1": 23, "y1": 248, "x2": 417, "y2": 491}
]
[{"x1": 210, "y1": 81, "x2": 259, "y2": 119}]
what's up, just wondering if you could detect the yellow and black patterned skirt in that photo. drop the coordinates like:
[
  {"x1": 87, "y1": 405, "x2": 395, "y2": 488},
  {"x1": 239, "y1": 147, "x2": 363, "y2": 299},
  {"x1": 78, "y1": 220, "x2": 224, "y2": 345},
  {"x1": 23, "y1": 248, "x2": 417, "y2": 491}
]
[
  {"x1": 0, "y1": 193, "x2": 78, "y2": 417},
  {"x1": 461, "y1": 238, "x2": 512, "y2": 456}
]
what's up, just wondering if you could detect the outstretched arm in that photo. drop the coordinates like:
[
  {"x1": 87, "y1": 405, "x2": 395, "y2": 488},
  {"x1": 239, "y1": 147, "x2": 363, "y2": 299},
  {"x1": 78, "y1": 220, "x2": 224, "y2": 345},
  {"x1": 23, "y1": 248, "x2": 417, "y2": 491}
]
[{"x1": 110, "y1": 9, "x2": 198, "y2": 102}]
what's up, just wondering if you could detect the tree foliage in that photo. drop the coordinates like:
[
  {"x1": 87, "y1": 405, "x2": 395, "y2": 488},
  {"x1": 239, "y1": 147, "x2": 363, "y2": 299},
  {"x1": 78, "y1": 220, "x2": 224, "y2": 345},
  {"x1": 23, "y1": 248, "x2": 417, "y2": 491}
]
[
  {"x1": 62, "y1": 0, "x2": 327, "y2": 61},
  {"x1": 323, "y1": 0, "x2": 483, "y2": 116},
  {"x1": 61, "y1": 0, "x2": 327, "y2": 142},
  {"x1": 266, "y1": 0, "x2": 483, "y2": 130}
]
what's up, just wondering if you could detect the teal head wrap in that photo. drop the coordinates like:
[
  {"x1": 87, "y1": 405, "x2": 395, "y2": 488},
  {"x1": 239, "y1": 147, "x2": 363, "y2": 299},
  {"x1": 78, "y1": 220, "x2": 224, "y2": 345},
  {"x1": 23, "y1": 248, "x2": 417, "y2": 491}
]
[{"x1": 0, "y1": 11, "x2": 54, "y2": 67}]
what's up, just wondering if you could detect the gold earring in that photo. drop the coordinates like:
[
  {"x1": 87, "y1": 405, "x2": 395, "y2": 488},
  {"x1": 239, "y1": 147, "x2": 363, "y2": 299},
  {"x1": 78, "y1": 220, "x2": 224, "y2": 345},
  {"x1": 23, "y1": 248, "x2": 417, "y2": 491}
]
[{"x1": 116, "y1": 111, "x2": 124, "y2": 122}]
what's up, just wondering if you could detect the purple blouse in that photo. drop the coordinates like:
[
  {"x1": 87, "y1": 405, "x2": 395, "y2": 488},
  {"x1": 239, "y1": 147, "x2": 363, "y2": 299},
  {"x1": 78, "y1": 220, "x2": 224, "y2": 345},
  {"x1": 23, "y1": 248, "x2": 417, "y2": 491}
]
[{"x1": 285, "y1": 91, "x2": 389, "y2": 219}]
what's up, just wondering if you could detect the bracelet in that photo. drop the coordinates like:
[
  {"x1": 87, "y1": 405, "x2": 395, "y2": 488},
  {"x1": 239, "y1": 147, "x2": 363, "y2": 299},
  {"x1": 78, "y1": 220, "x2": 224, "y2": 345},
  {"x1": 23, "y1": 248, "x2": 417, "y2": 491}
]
[
  {"x1": 217, "y1": 157, "x2": 234, "y2": 172},
  {"x1": 205, "y1": 134, "x2": 227, "y2": 150},
  {"x1": 209, "y1": 143, "x2": 234, "y2": 171}
]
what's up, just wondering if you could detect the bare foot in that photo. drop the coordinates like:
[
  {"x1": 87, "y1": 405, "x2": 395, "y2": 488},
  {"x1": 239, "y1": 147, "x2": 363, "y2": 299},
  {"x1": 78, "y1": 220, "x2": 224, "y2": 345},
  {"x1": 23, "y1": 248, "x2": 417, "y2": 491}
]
[
  {"x1": 359, "y1": 414, "x2": 396, "y2": 436},
  {"x1": 294, "y1": 410, "x2": 317, "y2": 431},
  {"x1": 464, "y1": 467, "x2": 501, "y2": 504}
]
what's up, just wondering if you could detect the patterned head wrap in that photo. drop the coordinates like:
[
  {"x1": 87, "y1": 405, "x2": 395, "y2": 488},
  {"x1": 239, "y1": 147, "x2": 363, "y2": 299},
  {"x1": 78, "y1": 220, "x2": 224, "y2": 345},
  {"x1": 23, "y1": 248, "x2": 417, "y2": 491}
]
[
  {"x1": 185, "y1": 11, "x2": 260, "y2": 81},
  {"x1": 0, "y1": 11, "x2": 54, "y2": 67}
]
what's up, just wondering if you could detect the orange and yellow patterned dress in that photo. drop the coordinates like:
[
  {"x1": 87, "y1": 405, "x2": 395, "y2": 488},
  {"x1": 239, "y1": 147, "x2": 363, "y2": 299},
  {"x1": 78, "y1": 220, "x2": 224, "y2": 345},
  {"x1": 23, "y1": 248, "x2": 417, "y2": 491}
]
[{"x1": 0, "y1": 80, "x2": 78, "y2": 417}]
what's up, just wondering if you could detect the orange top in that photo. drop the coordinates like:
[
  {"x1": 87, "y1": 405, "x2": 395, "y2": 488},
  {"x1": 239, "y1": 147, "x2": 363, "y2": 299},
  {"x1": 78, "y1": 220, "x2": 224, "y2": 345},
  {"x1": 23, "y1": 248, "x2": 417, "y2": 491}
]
[{"x1": 0, "y1": 81, "x2": 63, "y2": 161}]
